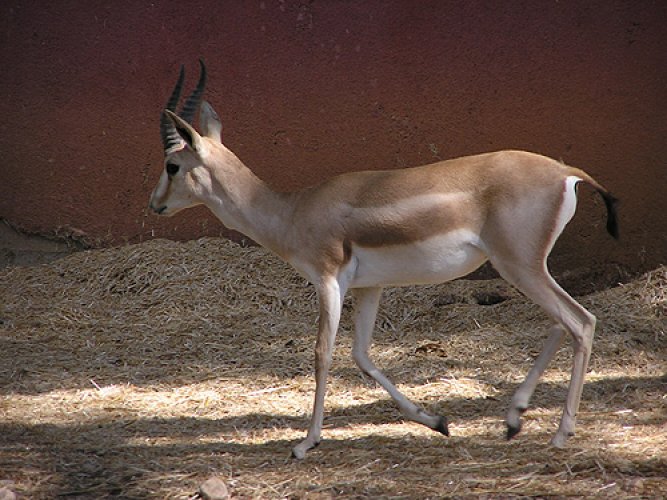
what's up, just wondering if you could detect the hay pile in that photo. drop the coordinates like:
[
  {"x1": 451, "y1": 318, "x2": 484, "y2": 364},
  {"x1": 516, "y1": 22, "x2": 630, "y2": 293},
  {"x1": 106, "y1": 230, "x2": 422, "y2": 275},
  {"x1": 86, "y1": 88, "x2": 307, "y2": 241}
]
[{"x1": 0, "y1": 238, "x2": 665, "y2": 498}]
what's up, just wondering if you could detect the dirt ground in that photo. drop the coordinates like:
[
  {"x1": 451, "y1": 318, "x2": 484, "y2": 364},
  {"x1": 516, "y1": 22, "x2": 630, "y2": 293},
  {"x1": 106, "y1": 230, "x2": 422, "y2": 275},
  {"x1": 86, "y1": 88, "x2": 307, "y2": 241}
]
[
  {"x1": 0, "y1": 222, "x2": 88, "y2": 269},
  {"x1": 0, "y1": 236, "x2": 665, "y2": 498}
]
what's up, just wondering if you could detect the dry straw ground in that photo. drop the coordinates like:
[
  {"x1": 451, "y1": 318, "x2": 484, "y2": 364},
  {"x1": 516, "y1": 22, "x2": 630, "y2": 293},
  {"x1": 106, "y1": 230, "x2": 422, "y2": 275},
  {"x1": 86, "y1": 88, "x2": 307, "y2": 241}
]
[{"x1": 0, "y1": 238, "x2": 665, "y2": 498}]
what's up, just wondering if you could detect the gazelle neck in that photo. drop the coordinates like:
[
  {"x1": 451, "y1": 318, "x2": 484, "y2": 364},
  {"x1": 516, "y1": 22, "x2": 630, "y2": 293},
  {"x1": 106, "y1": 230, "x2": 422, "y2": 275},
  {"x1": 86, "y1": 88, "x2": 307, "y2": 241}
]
[{"x1": 204, "y1": 150, "x2": 295, "y2": 258}]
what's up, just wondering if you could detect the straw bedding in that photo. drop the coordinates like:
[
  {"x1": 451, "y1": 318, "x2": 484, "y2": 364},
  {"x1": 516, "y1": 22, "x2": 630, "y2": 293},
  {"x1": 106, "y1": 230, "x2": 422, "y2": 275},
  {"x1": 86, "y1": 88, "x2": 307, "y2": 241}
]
[{"x1": 0, "y1": 238, "x2": 665, "y2": 498}]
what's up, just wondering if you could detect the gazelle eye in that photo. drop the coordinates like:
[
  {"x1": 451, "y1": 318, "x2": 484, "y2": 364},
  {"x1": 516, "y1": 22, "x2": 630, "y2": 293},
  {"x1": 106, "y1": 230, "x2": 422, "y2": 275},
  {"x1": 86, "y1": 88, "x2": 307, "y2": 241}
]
[{"x1": 166, "y1": 163, "x2": 180, "y2": 176}]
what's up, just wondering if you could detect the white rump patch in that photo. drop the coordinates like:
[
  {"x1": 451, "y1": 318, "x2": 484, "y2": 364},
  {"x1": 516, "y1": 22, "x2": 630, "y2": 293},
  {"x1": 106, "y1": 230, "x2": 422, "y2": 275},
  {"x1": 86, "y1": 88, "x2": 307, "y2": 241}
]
[{"x1": 546, "y1": 176, "x2": 581, "y2": 255}]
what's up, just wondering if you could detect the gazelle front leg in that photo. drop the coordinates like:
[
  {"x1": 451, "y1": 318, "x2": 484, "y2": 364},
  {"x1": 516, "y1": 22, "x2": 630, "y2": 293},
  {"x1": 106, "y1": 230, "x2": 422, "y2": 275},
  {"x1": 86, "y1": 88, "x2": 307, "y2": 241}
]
[
  {"x1": 352, "y1": 287, "x2": 449, "y2": 435},
  {"x1": 292, "y1": 277, "x2": 345, "y2": 459}
]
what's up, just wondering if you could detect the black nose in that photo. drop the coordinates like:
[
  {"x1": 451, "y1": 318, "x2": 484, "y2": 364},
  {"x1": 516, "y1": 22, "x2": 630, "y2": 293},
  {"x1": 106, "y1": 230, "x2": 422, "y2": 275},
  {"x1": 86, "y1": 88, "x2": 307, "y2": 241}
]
[{"x1": 150, "y1": 204, "x2": 167, "y2": 215}]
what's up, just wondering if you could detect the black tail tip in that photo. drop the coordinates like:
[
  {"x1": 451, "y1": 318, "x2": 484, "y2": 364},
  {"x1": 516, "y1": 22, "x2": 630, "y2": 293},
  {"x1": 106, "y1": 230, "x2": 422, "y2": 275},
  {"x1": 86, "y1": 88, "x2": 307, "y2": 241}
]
[{"x1": 602, "y1": 192, "x2": 620, "y2": 240}]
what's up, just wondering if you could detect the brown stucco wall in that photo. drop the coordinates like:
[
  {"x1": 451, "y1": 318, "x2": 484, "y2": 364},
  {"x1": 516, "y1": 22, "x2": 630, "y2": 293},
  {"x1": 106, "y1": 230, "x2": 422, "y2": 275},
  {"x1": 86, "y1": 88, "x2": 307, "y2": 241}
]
[{"x1": 1, "y1": 1, "x2": 665, "y2": 280}]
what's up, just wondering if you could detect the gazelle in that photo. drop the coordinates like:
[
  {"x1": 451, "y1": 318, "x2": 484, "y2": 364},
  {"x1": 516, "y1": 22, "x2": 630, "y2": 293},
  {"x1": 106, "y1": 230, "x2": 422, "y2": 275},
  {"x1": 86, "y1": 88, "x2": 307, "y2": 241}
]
[{"x1": 149, "y1": 62, "x2": 619, "y2": 459}]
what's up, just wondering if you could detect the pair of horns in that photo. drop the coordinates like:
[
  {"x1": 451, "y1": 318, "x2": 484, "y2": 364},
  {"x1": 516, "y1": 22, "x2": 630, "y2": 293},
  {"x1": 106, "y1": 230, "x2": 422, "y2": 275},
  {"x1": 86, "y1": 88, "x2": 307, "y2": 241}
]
[{"x1": 160, "y1": 59, "x2": 207, "y2": 154}]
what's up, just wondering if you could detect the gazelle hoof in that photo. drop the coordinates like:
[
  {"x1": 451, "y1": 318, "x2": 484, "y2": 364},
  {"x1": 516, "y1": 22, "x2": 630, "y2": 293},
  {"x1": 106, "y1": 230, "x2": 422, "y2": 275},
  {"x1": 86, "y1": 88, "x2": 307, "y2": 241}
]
[
  {"x1": 506, "y1": 422, "x2": 522, "y2": 440},
  {"x1": 434, "y1": 416, "x2": 449, "y2": 436},
  {"x1": 292, "y1": 439, "x2": 320, "y2": 459},
  {"x1": 550, "y1": 431, "x2": 573, "y2": 448}
]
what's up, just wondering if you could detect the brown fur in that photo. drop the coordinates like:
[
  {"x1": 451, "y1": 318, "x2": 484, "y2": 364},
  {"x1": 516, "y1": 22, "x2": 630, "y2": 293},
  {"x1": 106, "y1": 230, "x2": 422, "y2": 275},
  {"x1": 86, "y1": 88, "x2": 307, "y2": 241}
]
[{"x1": 283, "y1": 151, "x2": 575, "y2": 270}]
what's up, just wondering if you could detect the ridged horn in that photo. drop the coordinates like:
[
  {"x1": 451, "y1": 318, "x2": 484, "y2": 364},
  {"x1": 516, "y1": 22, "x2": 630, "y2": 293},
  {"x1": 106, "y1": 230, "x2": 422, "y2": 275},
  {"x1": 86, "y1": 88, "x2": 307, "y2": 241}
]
[
  {"x1": 179, "y1": 59, "x2": 207, "y2": 124},
  {"x1": 161, "y1": 65, "x2": 186, "y2": 154}
]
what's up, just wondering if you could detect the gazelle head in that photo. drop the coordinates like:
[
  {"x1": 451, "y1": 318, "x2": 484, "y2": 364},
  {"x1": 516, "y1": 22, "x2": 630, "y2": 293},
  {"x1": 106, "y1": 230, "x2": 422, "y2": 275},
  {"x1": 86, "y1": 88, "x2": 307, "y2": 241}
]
[{"x1": 149, "y1": 60, "x2": 225, "y2": 217}]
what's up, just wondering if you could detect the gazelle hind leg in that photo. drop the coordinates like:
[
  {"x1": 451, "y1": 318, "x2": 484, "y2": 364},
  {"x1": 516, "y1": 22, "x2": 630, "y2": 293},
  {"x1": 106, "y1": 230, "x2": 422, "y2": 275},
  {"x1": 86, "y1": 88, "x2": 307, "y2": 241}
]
[
  {"x1": 352, "y1": 287, "x2": 448, "y2": 435},
  {"x1": 506, "y1": 323, "x2": 567, "y2": 439},
  {"x1": 494, "y1": 265, "x2": 596, "y2": 446},
  {"x1": 553, "y1": 308, "x2": 595, "y2": 447}
]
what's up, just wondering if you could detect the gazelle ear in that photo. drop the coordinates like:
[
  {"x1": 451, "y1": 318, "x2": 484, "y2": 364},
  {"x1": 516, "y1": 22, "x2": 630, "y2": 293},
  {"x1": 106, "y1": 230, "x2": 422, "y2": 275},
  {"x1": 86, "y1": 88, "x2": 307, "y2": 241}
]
[
  {"x1": 164, "y1": 109, "x2": 204, "y2": 152},
  {"x1": 200, "y1": 101, "x2": 222, "y2": 142},
  {"x1": 199, "y1": 101, "x2": 222, "y2": 142}
]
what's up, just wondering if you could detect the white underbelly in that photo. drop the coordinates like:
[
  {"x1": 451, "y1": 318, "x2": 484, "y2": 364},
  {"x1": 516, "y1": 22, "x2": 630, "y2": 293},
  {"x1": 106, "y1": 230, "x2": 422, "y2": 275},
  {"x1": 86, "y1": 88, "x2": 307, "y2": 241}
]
[{"x1": 348, "y1": 229, "x2": 488, "y2": 288}]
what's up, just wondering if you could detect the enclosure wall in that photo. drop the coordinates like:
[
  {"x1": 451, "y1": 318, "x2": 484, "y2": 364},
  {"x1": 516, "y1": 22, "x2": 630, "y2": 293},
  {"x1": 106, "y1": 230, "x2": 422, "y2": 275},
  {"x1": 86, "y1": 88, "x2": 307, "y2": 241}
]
[{"x1": 1, "y1": 1, "x2": 665, "y2": 278}]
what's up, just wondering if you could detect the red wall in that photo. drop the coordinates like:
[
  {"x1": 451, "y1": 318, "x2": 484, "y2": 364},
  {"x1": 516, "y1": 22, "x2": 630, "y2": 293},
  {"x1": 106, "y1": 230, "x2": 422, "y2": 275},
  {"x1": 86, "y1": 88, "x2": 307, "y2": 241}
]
[{"x1": 1, "y1": 1, "x2": 666, "y2": 277}]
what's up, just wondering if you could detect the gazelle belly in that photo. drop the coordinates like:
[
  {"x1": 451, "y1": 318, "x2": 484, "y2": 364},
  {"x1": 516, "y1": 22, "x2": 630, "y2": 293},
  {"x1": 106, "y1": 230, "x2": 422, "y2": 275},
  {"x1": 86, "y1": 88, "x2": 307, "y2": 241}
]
[{"x1": 348, "y1": 229, "x2": 488, "y2": 288}]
